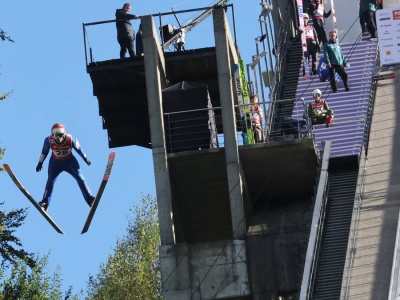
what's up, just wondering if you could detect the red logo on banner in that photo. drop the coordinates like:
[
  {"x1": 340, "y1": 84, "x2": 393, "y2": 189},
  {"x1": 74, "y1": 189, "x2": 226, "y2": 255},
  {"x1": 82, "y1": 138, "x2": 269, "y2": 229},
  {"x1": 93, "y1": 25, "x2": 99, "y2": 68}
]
[{"x1": 393, "y1": 10, "x2": 400, "y2": 20}]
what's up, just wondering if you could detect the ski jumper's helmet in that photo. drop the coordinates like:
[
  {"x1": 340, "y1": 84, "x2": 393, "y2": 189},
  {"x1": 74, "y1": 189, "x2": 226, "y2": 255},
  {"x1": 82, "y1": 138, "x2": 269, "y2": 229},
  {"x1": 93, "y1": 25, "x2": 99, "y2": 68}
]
[
  {"x1": 51, "y1": 123, "x2": 66, "y2": 142},
  {"x1": 312, "y1": 89, "x2": 322, "y2": 96}
]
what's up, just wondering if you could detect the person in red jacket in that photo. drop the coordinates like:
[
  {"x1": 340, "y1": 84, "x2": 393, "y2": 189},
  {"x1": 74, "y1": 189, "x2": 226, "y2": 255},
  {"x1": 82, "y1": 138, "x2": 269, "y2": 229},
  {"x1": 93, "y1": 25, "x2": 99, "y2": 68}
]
[
  {"x1": 36, "y1": 123, "x2": 95, "y2": 211},
  {"x1": 307, "y1": 89, "x2": 334, "y2": 128}
]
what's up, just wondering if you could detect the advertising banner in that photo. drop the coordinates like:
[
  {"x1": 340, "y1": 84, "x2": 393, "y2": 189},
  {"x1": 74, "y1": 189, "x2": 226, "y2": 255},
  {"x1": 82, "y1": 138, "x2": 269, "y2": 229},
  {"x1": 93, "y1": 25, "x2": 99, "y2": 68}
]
[
  {"x1": 376, "y1": 8, "x2": 400, "y2": 66},
  {"x1": 383, "y1": 0, "x2": 400, "y2": 9}
]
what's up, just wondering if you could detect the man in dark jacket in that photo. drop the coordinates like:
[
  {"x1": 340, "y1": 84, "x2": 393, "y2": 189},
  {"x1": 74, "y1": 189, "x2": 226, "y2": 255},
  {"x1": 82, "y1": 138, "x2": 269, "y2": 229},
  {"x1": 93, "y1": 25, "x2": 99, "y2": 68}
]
[
  {"x1": 324, "y1": 31, "x2": 350, "y2": 93},
  {"x1": 116, "y1": 3, "x2": 139, "y2": 59}
]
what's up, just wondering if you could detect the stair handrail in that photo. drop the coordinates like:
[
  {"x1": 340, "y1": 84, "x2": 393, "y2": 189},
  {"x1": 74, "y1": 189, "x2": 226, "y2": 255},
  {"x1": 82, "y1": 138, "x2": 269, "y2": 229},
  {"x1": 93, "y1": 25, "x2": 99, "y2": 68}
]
[
  {"x1": 266, "y1": 3, "x2": 295, "y2": 136},
  {"x1": 299, "y1": 140, "x2": 331, "y2": 300}
]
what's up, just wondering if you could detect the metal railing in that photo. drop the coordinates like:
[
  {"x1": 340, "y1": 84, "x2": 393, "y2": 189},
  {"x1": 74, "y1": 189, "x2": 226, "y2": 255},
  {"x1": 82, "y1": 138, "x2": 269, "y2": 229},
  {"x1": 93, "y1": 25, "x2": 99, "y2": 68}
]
[
  {"x1": 299, "y1": 141, "x2": 331, "y2": 300},
  {"x1": 163, "y1": 97, "x2": 311, "y2": 153},
  {"x1": 269, "y1": 3, "x2": 295, "y2": 101},
  {"x1": 389, "y1": 210, "x2": 400, "y2": 299},
  {"x1": 82, "y1": 4, "x2": 236, "y2": 66}
]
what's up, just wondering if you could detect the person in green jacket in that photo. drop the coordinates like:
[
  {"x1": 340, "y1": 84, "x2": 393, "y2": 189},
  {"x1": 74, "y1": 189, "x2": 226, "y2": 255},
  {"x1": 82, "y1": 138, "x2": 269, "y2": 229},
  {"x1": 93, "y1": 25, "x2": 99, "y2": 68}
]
[
  {"x1": 323, "y1": 31, "x2": 350, "y2": 93},
  {"x1": 360, "y1": 0, "x2": 378, "y2": 39}
]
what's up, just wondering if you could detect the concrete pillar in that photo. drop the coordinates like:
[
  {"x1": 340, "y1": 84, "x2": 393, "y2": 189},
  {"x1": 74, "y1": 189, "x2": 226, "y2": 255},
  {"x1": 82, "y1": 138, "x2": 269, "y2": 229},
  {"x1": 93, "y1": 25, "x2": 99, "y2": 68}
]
[
  {"x1": 160, "y1": 240, "x2": 250, "y2": 300},
  {"x1": 213, "y1": 8, "x2": 246, "y2": 239},
  {"x1": 142, "y1": 15, "x2": 175, "y2": 245}
]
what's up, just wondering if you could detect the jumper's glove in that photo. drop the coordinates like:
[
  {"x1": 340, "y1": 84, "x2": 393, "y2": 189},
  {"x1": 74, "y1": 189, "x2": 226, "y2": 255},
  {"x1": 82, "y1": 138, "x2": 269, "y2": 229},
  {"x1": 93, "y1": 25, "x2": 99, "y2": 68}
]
[
  {"x1": 36, "y1": 162, "x2": 43, "y2": 172},
  {"x1": 312, "y1": 110, "x2": 322, "y2": 117},
  {"x1": 313, "y1": 109, "x2": 328, "y2": 117},
  {"x1": 83, "y1": 157, "x2": 91, "y2": 166}
]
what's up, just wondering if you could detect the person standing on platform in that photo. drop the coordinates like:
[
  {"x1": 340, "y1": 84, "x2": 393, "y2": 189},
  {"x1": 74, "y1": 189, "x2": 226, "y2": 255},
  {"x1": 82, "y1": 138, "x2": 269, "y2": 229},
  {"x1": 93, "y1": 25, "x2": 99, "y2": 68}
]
[{"x1": 116, "y1": 3, "x2": 140, "y2": 59}]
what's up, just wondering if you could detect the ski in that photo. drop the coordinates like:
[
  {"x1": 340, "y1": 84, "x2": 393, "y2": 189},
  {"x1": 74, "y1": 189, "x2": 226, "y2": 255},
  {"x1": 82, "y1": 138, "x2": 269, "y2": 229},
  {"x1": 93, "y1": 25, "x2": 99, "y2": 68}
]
[
  {"x1": 3, "y1": 164, "x2": 64, "y2": 234},
  {"x1": 81, "y1": 152, "x2": 116, "y2": 234}
]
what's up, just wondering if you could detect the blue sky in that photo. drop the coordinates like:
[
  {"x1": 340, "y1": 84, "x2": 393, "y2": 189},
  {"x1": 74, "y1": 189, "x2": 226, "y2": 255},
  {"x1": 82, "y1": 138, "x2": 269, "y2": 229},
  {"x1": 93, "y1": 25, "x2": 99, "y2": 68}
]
[{"x1": 0, "y1": 0, "x2": 263, "y2": 295}]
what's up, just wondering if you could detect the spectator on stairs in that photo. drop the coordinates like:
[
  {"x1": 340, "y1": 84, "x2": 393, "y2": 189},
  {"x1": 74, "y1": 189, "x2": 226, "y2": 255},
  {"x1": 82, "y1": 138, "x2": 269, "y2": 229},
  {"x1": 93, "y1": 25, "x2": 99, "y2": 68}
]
[
  {"x1": 360, "y1": 0, "x2": 378, "y2": 40},
  {"x1": 308, "y1": 0, "x2": 331, "y2": 46},
  {"x1": 359, "y1": 0, "x2": 368, "y2": 33},
  {"x1": 303, "y1": 13, "x2": 320, "y2": 76},
  {"x1": 324, "y1": 31, "x2": 351, "y2": 93}
]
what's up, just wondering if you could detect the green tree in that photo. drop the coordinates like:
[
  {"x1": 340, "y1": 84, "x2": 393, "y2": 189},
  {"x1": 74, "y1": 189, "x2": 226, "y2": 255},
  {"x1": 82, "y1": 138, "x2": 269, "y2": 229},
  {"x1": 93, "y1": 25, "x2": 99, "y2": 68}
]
[
  {"x1": 0, "y1": 29, "x2": 14, "y2": 43},
  {"x1": 0, "y1": 205, "x2": 36, "y2": 273},
  {"x1": 0, "y1": 27, "x2": 14, "y2": 100},
  {"x1": 0, "y1": 92, "x2": 12, "y2": 101},
  {"x1": 86, "y1": 195, "x2": 163, "y2": 300},
  {"x1": 0, "y1": 148, "x2": 35, "y2": 273},
  {"x1": 0, "y1": 253, "x2": 81, "y2": 300}
]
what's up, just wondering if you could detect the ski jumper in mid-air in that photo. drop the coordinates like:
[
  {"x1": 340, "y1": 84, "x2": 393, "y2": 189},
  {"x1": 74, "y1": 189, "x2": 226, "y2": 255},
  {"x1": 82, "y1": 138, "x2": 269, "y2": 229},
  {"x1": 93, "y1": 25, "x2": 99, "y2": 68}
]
[{"x1": 36, "y1": 123, "x2": 95, "y2": 211}]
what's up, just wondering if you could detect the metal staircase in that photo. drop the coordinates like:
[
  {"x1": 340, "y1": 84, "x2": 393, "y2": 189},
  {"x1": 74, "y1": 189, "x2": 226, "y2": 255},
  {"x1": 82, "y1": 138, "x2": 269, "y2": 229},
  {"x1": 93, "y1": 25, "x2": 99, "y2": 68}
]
[
  {"x1": 268, "y1": 40, "x2": 303, "y2": 137},
  {"x1": 281, "y1": 40, "x2": 303, "y2": 102},
  {"x1": 292, "y1": 37, "x2": 378, "y2": 158},
  {"x1": 313, "y1": 168, "x2": 358, "y2": 299}
]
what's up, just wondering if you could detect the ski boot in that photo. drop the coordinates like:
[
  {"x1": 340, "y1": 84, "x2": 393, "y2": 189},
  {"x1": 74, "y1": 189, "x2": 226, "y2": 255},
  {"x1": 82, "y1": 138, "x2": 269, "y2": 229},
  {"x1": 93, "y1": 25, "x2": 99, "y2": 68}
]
[
  {"x1": 38, "y1": 201, "x2": 49, "y2": 211},
  {"x1": 87, "y1": 196, "x2": 96, "y2": 208}
]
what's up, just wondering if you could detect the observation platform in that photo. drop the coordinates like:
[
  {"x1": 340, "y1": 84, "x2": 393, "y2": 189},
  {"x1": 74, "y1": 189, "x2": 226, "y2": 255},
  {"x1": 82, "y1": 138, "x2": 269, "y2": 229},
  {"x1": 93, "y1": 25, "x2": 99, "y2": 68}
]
[{"x1": 87, "y1": 47, "x2": 220, "y2": 148}]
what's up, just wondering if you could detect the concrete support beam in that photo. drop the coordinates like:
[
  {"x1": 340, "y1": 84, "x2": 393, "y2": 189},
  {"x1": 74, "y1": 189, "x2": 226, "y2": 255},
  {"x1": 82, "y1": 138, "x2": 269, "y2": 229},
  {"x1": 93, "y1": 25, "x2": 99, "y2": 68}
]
[
  {"x1": 160, "y1": 240, "x2": 250, "y2": 300},
  {"x1": 142, "y1": 15, "x2": 175, "y2": 245},
  {"x1": 213, "y1": 8, "x2": 246, "y2": 239},
  {"x1": 160, "y1": 243, "x2": 191, "y2": 300}
]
